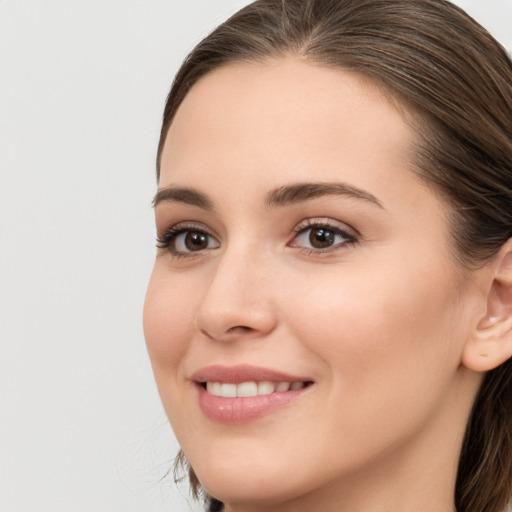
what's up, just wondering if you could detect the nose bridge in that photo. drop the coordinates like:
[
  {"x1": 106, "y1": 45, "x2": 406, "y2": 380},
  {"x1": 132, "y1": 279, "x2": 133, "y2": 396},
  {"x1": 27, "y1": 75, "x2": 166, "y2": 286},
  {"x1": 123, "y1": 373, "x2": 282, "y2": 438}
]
[{"x1": 195, "y1": 242, "x2": 276, "y2": 341}]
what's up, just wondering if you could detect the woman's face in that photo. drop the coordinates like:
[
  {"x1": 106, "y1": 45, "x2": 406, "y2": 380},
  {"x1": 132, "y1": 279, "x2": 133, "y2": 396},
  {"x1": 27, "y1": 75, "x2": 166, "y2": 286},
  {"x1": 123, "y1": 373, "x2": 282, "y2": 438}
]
[{"x1": 144, "y1": 59, "x2": 484, "y2": 509}]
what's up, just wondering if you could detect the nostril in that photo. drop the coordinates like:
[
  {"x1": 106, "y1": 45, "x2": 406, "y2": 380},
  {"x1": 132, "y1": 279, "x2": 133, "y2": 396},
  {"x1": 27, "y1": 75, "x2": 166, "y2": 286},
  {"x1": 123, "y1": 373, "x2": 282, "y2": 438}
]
[
  {"x1": 195, "y1": 302, "x2": 277, "y2": 341},
  {"x1": 227, "y1": 325, "x2": 254, "y2": 334}
]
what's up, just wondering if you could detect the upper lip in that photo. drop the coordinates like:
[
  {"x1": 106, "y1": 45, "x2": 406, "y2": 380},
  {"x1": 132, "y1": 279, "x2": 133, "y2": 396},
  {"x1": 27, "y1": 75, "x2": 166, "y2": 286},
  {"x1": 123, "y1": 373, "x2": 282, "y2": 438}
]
[{"x1": 191, "y1": 364, "x2": 313, "y2": 384}]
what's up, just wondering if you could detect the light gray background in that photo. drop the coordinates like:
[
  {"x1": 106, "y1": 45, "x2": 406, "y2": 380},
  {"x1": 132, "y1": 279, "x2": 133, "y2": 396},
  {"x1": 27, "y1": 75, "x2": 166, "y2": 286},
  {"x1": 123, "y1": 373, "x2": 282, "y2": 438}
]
[{"x1": 1, "y1": 1, "x2": 510, "y2": 511}]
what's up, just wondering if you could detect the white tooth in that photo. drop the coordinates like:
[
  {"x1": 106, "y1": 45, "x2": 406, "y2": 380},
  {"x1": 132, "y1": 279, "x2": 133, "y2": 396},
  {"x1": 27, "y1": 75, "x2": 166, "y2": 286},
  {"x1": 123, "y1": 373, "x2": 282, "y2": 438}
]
[
  {"x1": 221, "y1": 383, "x2": 237, "y2": 398},
  {"x1": 207, "y1": 382, "x2": 223, "y2": 396},
  {"x1": 290, "y1": 382, "x2": 305, "y2": 391},
  {"x1": 257, "y1": 381, "x2": 276, "y2": 396},
  {"x1": 276, "y1": 382, "x2": 291, "y2": 392},
  {"x1": 237, "y1": 381, "x2": 258, "y2": 397}
]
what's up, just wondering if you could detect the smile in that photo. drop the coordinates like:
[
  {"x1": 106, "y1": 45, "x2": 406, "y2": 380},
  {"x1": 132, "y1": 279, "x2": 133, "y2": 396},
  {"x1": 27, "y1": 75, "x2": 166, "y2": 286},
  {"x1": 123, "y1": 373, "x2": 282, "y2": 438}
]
[
  {"x1": 192, "y1": 365, "x2": 314, "y2": 424},
  {"x1": 204, "y1": 381, "x2": 309, "y2": 398}
]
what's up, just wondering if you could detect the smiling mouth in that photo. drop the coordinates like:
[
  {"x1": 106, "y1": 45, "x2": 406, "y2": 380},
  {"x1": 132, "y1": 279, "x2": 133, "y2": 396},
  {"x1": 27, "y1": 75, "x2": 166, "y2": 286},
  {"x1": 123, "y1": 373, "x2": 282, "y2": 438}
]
[
  {"x1": 201, "y1": 380, "x2": 313, "y2": 398},
  {"x1": 194, "y1": 367, "x2": 315, "y2": 423}
]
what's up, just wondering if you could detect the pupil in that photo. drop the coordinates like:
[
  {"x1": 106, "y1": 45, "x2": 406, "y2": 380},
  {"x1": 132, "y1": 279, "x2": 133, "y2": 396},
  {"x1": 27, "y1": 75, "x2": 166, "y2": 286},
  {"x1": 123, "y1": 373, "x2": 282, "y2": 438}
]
[
  {"x1": 185, "y1": 231, "x2": 208, "y2": 251},
  {"x1": 310, "y1": 228, "x2": 334, "y2": 248}
]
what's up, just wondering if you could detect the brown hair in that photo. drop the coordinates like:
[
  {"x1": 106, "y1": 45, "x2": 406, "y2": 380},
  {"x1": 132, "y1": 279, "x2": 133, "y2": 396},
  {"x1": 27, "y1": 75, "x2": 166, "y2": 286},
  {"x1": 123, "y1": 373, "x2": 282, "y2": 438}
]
[{"x1": 157, "y1": 1, "x2": 512, "y2": 511}]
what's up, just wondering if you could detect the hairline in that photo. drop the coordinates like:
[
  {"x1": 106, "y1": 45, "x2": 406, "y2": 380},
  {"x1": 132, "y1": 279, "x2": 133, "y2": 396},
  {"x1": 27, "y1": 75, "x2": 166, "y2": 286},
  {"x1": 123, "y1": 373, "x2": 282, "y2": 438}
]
[{"x1": 156, "y1": 52, "x2": 428, "y2": 175}]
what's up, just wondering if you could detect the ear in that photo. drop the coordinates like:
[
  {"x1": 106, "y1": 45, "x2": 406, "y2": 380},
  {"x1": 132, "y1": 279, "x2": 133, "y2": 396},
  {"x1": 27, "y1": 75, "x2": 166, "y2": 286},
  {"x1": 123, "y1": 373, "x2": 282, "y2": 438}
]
[{"x1": 462, "y1": 239, "x2": 512, "y2": 372}]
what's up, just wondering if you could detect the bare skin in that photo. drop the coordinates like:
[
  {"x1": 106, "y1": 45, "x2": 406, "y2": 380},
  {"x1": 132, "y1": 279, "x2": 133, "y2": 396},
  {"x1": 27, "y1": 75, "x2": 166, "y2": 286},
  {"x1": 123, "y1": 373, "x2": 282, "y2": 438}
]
[{"x1": 144, "y1": 57, "x2": 512, "y2": 512}]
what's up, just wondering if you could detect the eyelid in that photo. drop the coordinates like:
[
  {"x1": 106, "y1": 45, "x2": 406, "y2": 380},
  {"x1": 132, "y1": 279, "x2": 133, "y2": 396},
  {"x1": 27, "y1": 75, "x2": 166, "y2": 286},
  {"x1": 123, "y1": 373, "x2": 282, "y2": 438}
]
[
  {"x1": 291, "y1": 217, "x2": 359, "y2": 238},
  {"x1": 156, "y1": 220, "x2": 209, "y2": 241},
  {"x1": 288, "y1": 217, "x2": 359, "y2": 252},
  {"x1": 155, "y1": 217, "x2": 358, "y2": 259},
  {"x1": 156, "y1": 221, "x2": 220, "y2": 255}
]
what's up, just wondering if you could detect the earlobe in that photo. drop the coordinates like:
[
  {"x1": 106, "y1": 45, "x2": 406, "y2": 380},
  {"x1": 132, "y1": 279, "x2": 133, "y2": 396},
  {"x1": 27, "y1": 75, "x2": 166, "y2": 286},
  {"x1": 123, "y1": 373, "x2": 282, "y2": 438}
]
[
  {"x1": 462, "y1": 240, "x2": 512, "y2": 373},
  {"x1": 463, "y1": 316, "x2": 512, "y2": 372}
]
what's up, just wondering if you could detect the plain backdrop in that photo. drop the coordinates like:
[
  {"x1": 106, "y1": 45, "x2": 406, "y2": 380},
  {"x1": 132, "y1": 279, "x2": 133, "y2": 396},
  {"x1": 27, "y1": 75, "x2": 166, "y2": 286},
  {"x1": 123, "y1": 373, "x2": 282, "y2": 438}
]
[{"x1": 1, "y1": 1, "x2": 511, "y2": 511}]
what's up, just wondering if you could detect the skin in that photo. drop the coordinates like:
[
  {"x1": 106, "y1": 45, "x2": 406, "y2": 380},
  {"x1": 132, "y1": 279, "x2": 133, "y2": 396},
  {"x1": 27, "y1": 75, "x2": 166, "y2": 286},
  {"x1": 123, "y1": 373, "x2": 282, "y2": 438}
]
[{"x1": 143, "y1": 58, "x2": 500, "y2": 512}]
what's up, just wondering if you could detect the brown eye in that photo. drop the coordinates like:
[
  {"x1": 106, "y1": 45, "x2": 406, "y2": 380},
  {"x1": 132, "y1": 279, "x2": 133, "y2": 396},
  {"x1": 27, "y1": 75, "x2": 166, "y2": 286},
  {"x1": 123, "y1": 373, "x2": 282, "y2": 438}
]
[
  {"x1": 157, "y1": 227, "x2": 220, "y2": 255},
  {"x1": 184, "y1": 231, "x2": 209, "y2": 251},
  {"x1": 175, "y1": 229, "x2": 219, "y2": 253},
  {"x1": 289, "y1": 222, "x2": 357, "y2": 252},
  {"x1": 309, "y1": 227, "x2": 335, "y2": 249}
]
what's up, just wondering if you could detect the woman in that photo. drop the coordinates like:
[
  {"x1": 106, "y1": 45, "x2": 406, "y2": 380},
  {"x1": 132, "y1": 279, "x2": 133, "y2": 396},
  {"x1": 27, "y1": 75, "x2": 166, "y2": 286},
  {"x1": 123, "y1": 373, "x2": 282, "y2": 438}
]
[{"x1": 143, "y1": 1, "x2": 512, "y2": 511}]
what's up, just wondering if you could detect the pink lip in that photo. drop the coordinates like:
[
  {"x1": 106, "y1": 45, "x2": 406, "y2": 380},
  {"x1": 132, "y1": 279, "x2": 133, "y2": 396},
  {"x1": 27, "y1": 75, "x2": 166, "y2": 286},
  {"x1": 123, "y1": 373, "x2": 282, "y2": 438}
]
[
  {"x1": 191, "y1": 364, "x2": 311, "y2": 384},
  {"x1": 191, "y1": 365, "x2": 314, "y2": 424}
]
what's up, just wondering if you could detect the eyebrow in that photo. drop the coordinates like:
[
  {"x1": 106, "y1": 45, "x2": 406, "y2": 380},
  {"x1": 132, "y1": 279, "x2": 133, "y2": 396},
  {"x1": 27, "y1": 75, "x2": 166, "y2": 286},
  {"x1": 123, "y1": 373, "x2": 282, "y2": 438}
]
[
  {"x1": 152, "y1": 182, "x2": 383, "y2": 210},
  {"x1": 265, "y1": 182, "x2": 384, "y2": 209},
  {"x1": 152, "y1": 186, "x2": 213, "y2": 210}
]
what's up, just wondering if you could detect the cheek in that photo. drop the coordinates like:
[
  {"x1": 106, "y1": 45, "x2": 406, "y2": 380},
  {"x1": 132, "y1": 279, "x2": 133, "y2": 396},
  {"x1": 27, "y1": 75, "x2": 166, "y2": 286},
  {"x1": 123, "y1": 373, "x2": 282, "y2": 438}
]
[
  {"x1": 282, "y1": 261, "x2": 466, "y2": 428},
  {"x1": 143, "y1": 267, "x2": 196, "y2": 378}
]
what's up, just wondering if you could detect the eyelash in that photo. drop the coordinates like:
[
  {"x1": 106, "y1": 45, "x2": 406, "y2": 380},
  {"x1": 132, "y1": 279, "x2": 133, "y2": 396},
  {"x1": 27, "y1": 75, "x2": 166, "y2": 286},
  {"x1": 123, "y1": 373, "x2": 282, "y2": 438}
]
[
  {"x1": 156, "y1": 219, "x2": 358, "y2": 258},
  {"x1": 156, "y1": 223, "x2": 218, "y2": 257},
  {"x1": 289, "y1": 219, "x2": 358, "y2": 254}
]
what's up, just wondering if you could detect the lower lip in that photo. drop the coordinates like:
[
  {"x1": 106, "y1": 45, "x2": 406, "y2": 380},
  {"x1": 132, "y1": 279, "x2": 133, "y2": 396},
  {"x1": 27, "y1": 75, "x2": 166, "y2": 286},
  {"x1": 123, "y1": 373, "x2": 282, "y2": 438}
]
[{"x1": 197, "y1": 384, "x2": 310, "y2": 424}]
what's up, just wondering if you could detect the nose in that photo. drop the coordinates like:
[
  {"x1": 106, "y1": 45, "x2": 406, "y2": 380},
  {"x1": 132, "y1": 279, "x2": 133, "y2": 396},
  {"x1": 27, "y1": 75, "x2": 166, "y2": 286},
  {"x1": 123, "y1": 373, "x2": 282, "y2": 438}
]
[{"x1": 194, "y1": 248, "x2": 278, "y2": 342}]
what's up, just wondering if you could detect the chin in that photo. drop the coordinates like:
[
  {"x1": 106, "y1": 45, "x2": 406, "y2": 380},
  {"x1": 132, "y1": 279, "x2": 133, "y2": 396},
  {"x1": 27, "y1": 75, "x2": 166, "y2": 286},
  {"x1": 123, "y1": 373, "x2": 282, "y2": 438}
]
[
  {"x1": 200, "y1": 475, "x2": 303, "y2": 510},
  {"x1": 189, "y1": 452, "x2": 312, "y2": 507}
]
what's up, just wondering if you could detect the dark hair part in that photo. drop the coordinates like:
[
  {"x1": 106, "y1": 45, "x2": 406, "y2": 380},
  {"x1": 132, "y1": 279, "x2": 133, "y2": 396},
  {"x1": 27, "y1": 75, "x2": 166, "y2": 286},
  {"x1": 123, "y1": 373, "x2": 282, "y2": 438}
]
[{"x1": 158, "y1": 1, "x2": 512, "y2": 511}]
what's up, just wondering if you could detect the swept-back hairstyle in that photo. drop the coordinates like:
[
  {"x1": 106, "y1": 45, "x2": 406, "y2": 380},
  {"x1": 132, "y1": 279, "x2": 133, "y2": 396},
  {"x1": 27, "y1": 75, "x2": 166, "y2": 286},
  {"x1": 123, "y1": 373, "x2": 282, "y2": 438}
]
[{"x1": 157, "y1": 1, "x2": 512, "y2": 511}]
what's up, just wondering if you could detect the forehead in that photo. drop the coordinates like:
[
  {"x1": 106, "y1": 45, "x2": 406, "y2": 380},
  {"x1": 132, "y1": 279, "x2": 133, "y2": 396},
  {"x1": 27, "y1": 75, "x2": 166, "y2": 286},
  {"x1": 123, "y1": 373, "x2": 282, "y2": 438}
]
[{"x1": 160, "y1": 57, "x2": 415, "y2": 183}]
